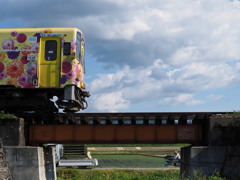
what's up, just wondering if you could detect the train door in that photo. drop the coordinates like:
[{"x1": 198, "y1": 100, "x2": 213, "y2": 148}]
[{"x1": 38, "y1": 37, "x2": 61, "y2": 87}]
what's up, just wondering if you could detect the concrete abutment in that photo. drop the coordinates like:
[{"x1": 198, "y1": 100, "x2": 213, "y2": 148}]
[
  {"x1": 181, "y1": 116, "x2": 240, "y2": 179},
  {"x1": 0, "y1": 118, "x2": 56, "y2": 180},
  {"x1": 181, "y1": 146, "x2": 240, "y2": 179}
]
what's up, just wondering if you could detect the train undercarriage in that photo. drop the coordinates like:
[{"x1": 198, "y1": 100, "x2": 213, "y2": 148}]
[{"x1": 0, "y1": 85, "x2": 90, "y2": 117}]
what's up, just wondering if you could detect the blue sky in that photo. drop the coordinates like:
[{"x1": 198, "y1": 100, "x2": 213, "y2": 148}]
[{"x1": 2, "y1": 0, "x2": 240, "y2": 112}]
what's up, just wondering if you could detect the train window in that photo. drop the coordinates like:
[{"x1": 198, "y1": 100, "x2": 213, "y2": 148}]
[
  {"x1": 76, "y1": 32, "x2": 81, "y2": 59},
  {"x1": 149, "y1": 120, "x2": 155, "y2": 124},
  {"x1": 187, "y1": 120, "x2": 193, "y2": 124},
  {"x1": 63, "y1": 42, "x2": 71, "y2": 55},
  {"x1": 136, "y1": 120, "x2": 143, "y2": 124},
  {"x1": 45, "y1": 40, "x2": 57, "y2": 60},
  {"x1": 112, "y1": 120, "x2": 118, "y2": 124},
  {"x1": 100, "y1": 120, "x2": 106, "y2": 124},
  {"x1": 162, "y1": 120, "x2": 167, "y2": 124},
  {"x1": 174, "y1": 120, "x2": 179, "y2": 124},
  {"x1": 124, "y1": 120, "x2": 131, "y2": 125},
  {"x1": 89, "y1": 120, "x2": 93, "y2": 124}
]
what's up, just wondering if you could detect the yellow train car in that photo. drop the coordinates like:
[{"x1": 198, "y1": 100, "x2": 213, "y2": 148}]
[{"x1": 0, "y1": 27, "x2": 89, "y2": 114}]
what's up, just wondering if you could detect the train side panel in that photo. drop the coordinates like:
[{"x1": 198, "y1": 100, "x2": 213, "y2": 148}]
[{"x1": 0, "y1": 27, "x2": 85, "y2": 89}]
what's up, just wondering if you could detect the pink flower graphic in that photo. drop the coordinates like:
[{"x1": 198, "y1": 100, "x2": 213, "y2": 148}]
[
  {"x1": 16, "y1": 33, "x2": 27, "y2": 43},
  {"x1": 7, "y1": 61, "x2": 24, "y2": 78},
  {"x1": 20, "y1": 55, "x2": 29, "y2": 64},
  {"x1": 62, "y1": 61, "x2": 72, "y2": 73},
  {"x1": 66, "y1": 70, "x2": 76, "y2": 80},
  {"x1": 71, "y1": 40, "x2": 76, "y2": 50},
  {"x1": 0, "y1": 71, "x2": 7, "y2": 80},
  {"x1": 2, "y1": 39, "x2": 14, "y2": 49},
  {"x1": 0, "y1": 62, "x2": 4, "y2": 73},
  {"x1": 18, "y1": 74, "x2": 29, "y2": 86},
  {"x1": 26, "y1": 62, "x2": 37, "y2": 76},
  {"x1": 62, "y1": 39, "x2": 66, "y2": 48},
  {"x1": 60, "y1": 75, "x2": 67, "y2": 84},
  {"x1": 11, "y1": 31, "x2": 18, "y2": 37}
]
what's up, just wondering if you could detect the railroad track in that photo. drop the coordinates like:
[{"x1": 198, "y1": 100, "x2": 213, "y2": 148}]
[{"x1": 21, "y1": 112, "x2": 233, "y2": 125}]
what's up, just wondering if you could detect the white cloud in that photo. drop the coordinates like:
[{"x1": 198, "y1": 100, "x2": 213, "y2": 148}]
[
  {"x1": 87, "y1": 59, "x2": 240, "y2": 111},
  {"x1": 170, "y1": 46, "x2": 199, "y2": 65},
  {"x1": 159, "y1": 94, "x2": 204, "y2": 106},
  {"x1": 81, "y1": 0, "x2": 240, "y2": 67},
  {"x1": 89, "y1": 69, "x2": 126, "y2": 93},
  {"x1": 90, "y1": 91, "x2": 129, "y2": 112},
  {"x1": 107, "y1": 17, "x2": 150, "y2": 40},
  {"x1": 208, "y1": 94, "x2": 224, "y2": 101}
]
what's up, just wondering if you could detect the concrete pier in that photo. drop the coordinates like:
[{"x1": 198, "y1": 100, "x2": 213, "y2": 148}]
[
  {"x1": 44, "y1": 146, "x2": 57, "y2": 180},
  {"x1": 181, "y1": 116, "x2": 240, "y2": 179},
  {"x1": 0, "y1": 118, "x2": 56, "y2": 180},
  {"x1": 181, "y1": 115, "x2": 240, "y2": 180},
  {"x1": 180, "y1": 146, "x2": 226, "y2": 177},
  {"x1": 0, "y1": 139, "x2": 12, "y2": 180},
  {"x1": 0, "y1": 118, "x2": 25, "y2": 146},
  {"x1": 4, "y1": 146, "x2": 46, "y2": 180},
  {"x1": 181, "y1": 146, "x2": 240, "y2": 179},
  {"x1": 3, "y1": 146, "x2": 56, "y2": 180}
]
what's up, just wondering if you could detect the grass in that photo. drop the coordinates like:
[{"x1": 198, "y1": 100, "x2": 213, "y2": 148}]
[
  {"x1": 0, "y1": 111, "x2": 14, "y2": 119},
  {"x1": 86, "y1": 143, "x2": 188, "y2": 155},
  {"x1": 87, "y1": 144, "x2": 190, "y2": 147},
  {"x1": 57, "y1": 169, "x2": 180, "y2": 180},
  {"x1": 90, "y1": 150, "x2": 175, "y2": 155},
  {"x1": 58, "y1": 145, "x2": 225, "y2": 180},
  {"x1": 57, "y1": 144, "x2": 226, "y2": 180},
  {"x1": 57, "y1": 169, "x2": 225, "y2": 180},
  {"x1": 94, "y1": 155, "x2": 166, "y2": 168},
  {"x1": 57, "y1": 144, "x2": 224, "y2": 180}
]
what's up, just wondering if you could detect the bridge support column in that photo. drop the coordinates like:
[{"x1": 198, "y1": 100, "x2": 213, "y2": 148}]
[
  {"x1": 4, "y1": 146, "x2": 47, "y2": 180},
  {"x1": 44, "y1": 146, "x2": 57, "y2": 180},
  {"x1": 4, "y1": 146, "x2": 56, "y2": 180},
  {"x1": 180, "y1": 146, "x2": 240, "y2": 179},
  {"x1": 0, "y1": 118, "x2": 57, "y2": 180},
  {"x1": 0, "y1": 118, "x2": 25, "y2": 146}
]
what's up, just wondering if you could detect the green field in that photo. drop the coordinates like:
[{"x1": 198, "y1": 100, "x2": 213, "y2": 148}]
[
  {"x1": 95, "y1": 155, "x2": 166, "y2": 168},
  {"x1": 58, "y1": 145, "x2": 224, "y2": 180},
  {"x1": 87, "y1": 144, "x2": 190, "y2": 147},
  {"x1": 57, "y1": 169, "x2": 224, "y2": 180},
  {"x1": 57, "y1": 169, "x2": 180, "y2": 180},
  {"x1": 89, "y1": 150, "x2": 175, "y2": 155}
]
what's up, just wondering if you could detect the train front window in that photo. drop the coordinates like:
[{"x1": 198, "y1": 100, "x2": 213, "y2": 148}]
[
  {"x1": 45, "y1": 40, "x2": 57, "y2": 61},
  {"x1": 63, "y1": 42, "x2": 71, "y2": 55},
  {"x1": 76, "y1": 32, "x2": 81, "y2": 59}
]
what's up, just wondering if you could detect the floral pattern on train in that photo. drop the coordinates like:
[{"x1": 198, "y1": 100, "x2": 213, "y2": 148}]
[{"x1": 0, "y1": 28, "x2": 84, "y2": 88}]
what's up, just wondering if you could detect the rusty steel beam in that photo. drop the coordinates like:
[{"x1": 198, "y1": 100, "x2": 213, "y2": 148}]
[
  {"x1": 26, "y1": 112, "x2": 232, "y2": 144},
  {"x1": 29, "y1": 124, "x2": 202, "y2": 144}
]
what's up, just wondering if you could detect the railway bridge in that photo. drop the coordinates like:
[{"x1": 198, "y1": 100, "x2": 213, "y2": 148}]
[
  {"x1": 0, "y1": 111, "x2": 239, "y2": 180},
  {"x1": 27, "y1": 112, "x2": 226, "y2": 145}
]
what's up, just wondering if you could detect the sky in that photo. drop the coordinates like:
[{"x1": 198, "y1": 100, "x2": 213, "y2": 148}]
[{"x1": 1, "y1": 0, "x2": 240, "y2": 112}]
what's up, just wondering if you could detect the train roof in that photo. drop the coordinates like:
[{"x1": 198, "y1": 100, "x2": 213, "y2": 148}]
[{"x1": 0, "y1": 27, "x2": 83, "y2": 34}]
